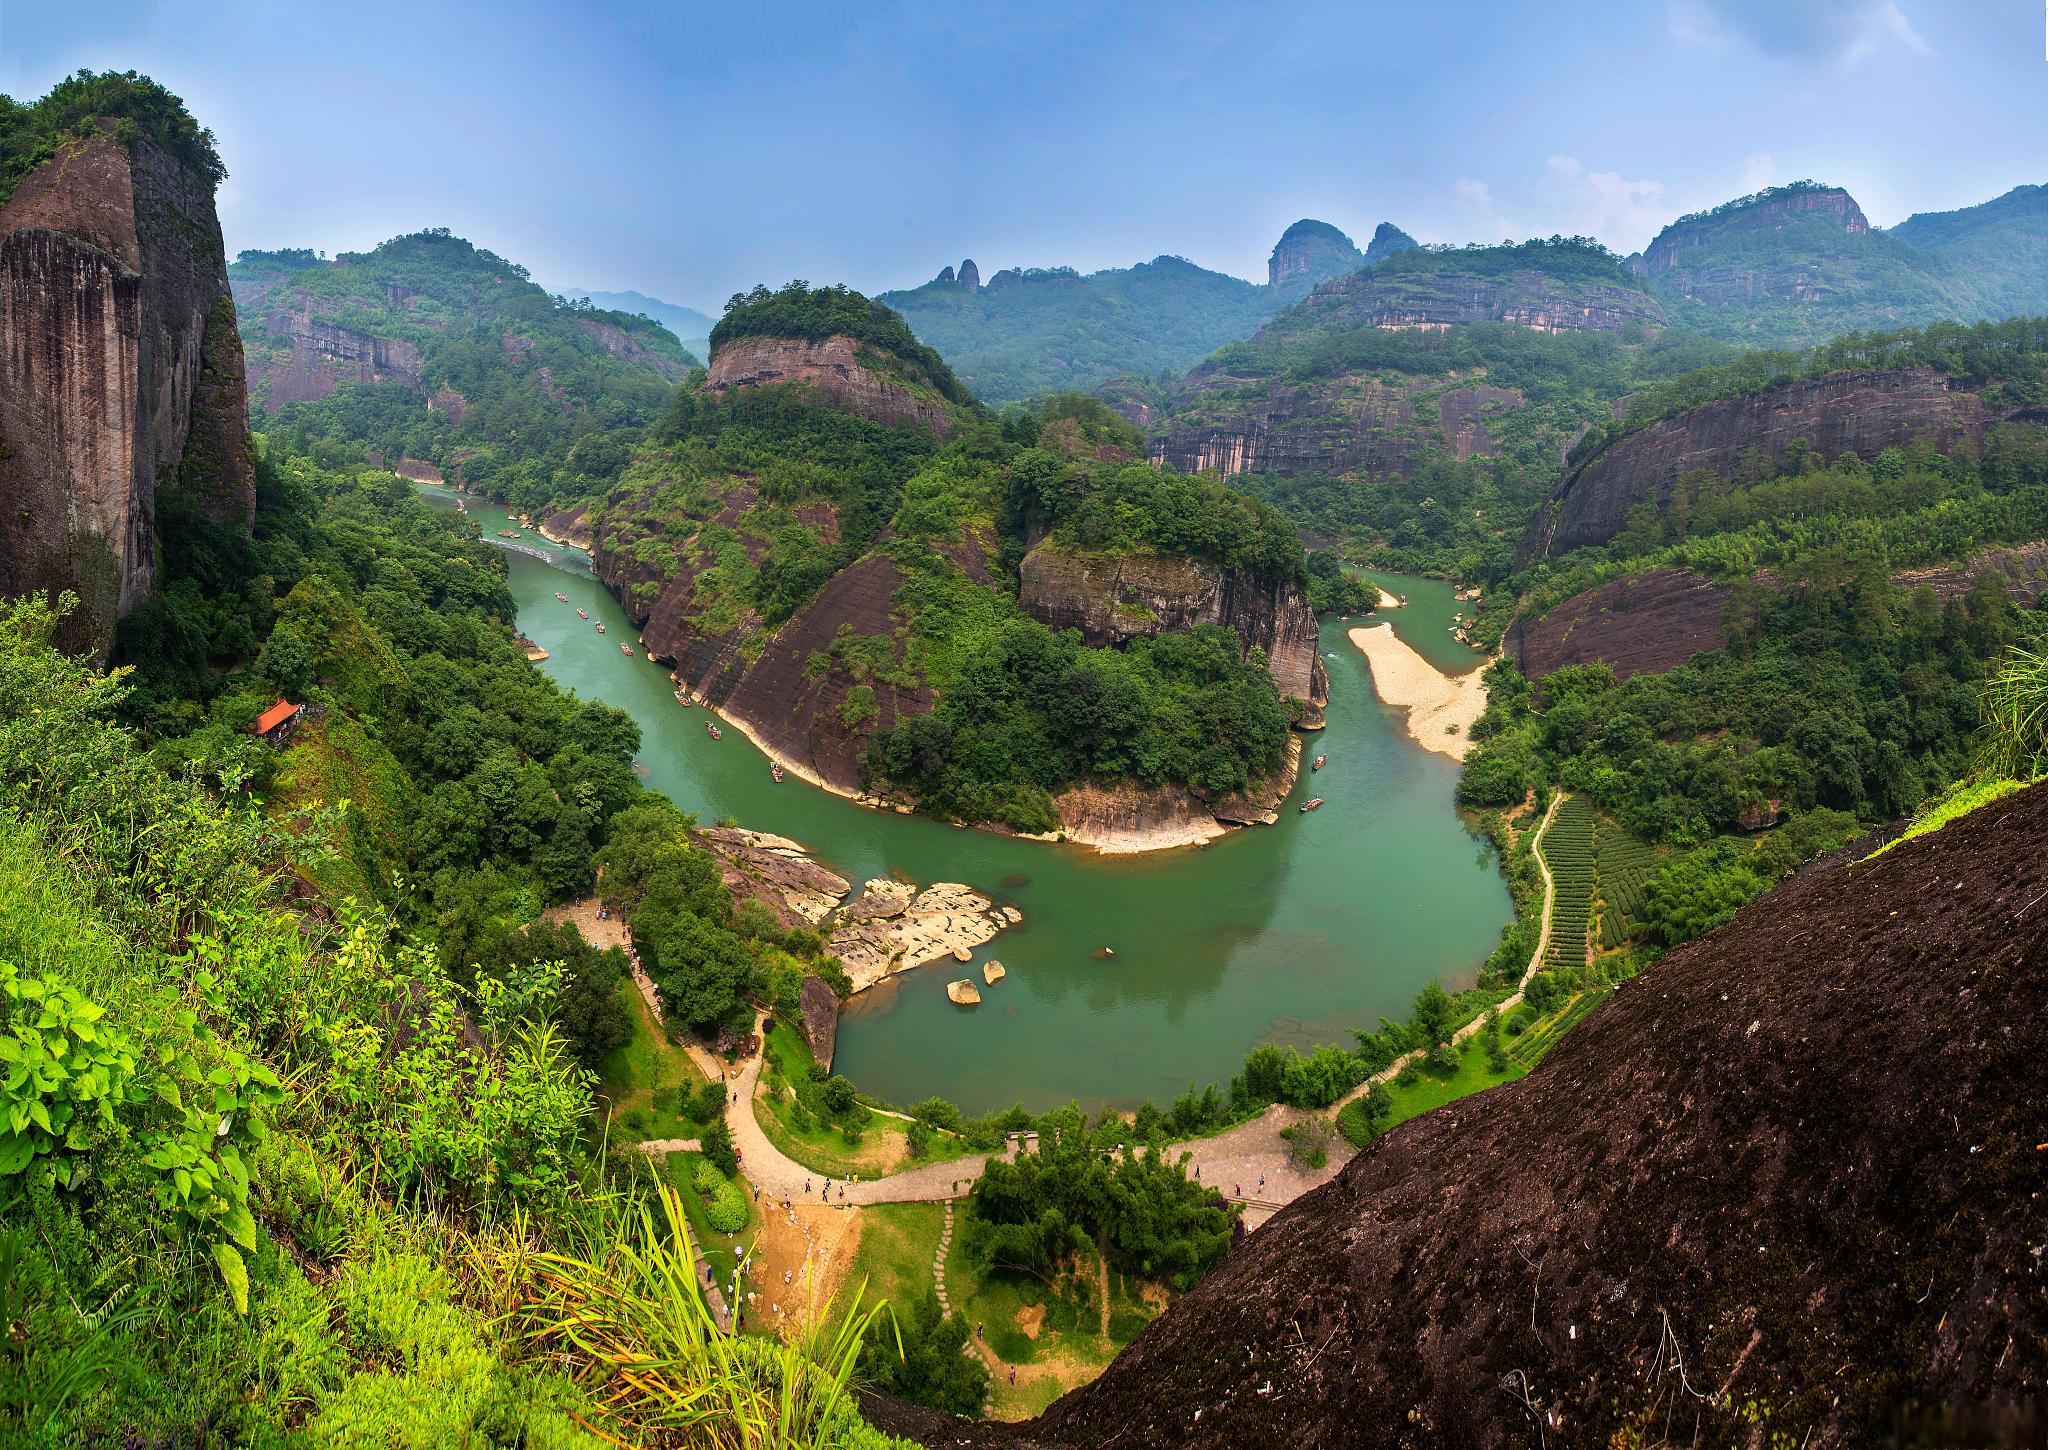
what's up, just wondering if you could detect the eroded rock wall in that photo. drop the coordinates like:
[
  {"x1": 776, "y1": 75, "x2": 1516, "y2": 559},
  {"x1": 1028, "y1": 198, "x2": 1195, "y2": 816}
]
[
  {"x1": 1521, "y1": 368, "x2": 1999, "y2": 564},
  {"x1": 0, "y1": 130, "x2": 252, "y2": 654},
  {"x1": 706, "y1": 334, "x2": 950, "y2": 437},
  {"x1": 1016, "y1": 538, "x2": 1328, "y2": 725}
]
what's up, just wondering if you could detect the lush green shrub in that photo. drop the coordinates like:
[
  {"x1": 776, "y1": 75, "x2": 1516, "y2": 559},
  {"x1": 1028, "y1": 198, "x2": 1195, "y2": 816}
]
[{"x1": 692, "y1": 1161, "x2": 748, "y2": 1234}]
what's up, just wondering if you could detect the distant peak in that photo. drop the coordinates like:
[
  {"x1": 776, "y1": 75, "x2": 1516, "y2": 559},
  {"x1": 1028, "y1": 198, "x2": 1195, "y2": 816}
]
[
  {"x1": 1270, "y1": 219, "x2": 1365, "y2": 291},
  {"x1": 957, "y1": 258, "x2": 981, "y2": 292},
  {"x1": 1364, "y1": 222, "x2": 1419, "y2": 267},
  {"x1": 1644, "y1": 182, "x2": 1868, "y2": 270}
]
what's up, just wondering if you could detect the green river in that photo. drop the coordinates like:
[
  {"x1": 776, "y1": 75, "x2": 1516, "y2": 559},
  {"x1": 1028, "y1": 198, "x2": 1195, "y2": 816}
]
[{"x1": 424, "y1": 489, "x2": 1510, "y2": 1113}]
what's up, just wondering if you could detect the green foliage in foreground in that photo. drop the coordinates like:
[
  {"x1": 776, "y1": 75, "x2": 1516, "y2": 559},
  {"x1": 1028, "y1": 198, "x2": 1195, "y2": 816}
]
[{"x1": 0, "y1": 593, "x2": 913, "y2": 1444}]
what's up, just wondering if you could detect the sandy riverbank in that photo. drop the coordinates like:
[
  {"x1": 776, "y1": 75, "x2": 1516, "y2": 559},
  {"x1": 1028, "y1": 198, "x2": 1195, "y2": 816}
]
[{"x1": 1348, "y1": 623, "x2": 1488, "y2": 761}]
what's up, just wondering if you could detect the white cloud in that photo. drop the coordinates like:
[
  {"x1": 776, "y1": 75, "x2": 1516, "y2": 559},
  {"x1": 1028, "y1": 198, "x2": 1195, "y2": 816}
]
[
  {"x1": 1536, "y1": 156, "x2": 1669, "y2": 250},
  {"x1": 1740, "y1": 152, "x2": 1779, "y2": 192},
  {"x1": 1454, "y1": 176, "x2": 1494, "y2": 208},
  {"x1": 1668, "y1": 0, "x2": 1929, "y2": 66}
]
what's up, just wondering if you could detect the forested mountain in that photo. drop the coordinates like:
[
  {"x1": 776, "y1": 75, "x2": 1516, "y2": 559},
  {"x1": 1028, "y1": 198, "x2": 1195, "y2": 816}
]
[
  {"x1": 878, "y1": 218, "x2": 1407, "y2": 403},
  {"x1": 561, "y1": 285, "x2": 716, "y2": 356},
  {"x1": 578, "y1": 282, "x2": 1363, "y2": 842},
  {"x1": 229, "y1": 232, "x2": 697, "y2": 514}
]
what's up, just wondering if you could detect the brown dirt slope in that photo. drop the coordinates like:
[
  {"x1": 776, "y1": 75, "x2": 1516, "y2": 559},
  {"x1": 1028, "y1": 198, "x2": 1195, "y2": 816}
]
[{"x1": 872, "y1": 781, "x2": 2048, "y2": 1448}]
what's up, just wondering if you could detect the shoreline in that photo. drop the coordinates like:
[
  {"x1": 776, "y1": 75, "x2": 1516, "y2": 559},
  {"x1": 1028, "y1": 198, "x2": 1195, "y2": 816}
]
[
  {"x1": 668, "y1": 669, "x2": 1298, "y2": 858},
  {"x1": 1348, "y1": 623, "x2": 1488, "y2": 761}
]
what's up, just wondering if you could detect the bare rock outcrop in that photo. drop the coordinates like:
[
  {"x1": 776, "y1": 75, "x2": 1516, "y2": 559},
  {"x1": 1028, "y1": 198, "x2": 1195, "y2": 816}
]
[
  {"x1": 573, "y1": 316, "x2": 691, "y2": 377},
  {"x1": 1519, "y1": 368, "x2": 2001, "y2": 564},
  {"x1": 706, "y1": 334, "x2": 950, "y2": 437},
  {"x1": 249, "y1": 308, "x2": 422, "y2": 406},
  {"x1": 694, "y1": 827, "x2": 850, "y2": 930},
  {"x1": 1509, "y1": 545, "x2": 2048, "y2": 688},
  {"x1": 875, "y1": 779, "x2": 2048, "y2": 1449},
  {"x1": 0, "y1": 126, "x2": 254, "y2": 656},
  {"x1": 826, "y1": 880, "x2": 1016, "y2": 993},
  {"x1": 798, "y1": 974, "x2": 839, "y2": 1069},
  {"x1": 1641, "y1": 184, "x2": 1870, "y2": 291},
  {"x1": 1016, "y1": 538, "x2": 1328, "y2": 726},
  {"x1": 1506, "y1": 567, "x2": 1742, "y2": 685}
]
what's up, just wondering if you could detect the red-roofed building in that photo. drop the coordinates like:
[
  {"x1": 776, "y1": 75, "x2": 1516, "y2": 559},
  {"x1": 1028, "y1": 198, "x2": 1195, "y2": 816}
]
[{"x1": 251, "y1": 698, "x2": 304, "y2": 745}]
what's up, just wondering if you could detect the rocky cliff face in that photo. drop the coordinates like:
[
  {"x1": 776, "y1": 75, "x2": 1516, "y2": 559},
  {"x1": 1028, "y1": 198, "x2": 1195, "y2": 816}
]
[
  {"x1": 247, "y1": 308, "x2": 424, "y2": 407},
  {"x1": 1149, "y1": 373, "x2": 1522, "y2": 480},
  {"x1": 0, "y1": 127, "x2": 253, "y2": 655},
  {"x1": 1520, "y1": 368, "x2": 2000, "y2": 563},
  {"x1": 1267, "y1": 219, "x2": 1364, "y2": 295},
  {"x1": 1506, "y1": 567, "x2": 1740, "y2": 684},
  {"x1": 876, "y1": 779, "x2": 2048, "y2": 1448},
  {"x1": 1016, "y1": 538, "x2": 1328, "y2": 726},
  {"x1": 1642, "y1": 184, "x2": 1870, "y2": 277},
  {"x1": 1300, "y1": 261, "x2": 1668, "y2": 334},
  {"x1": 705, "y1": 334, "x2": 951, "y2": 437},
  {"x1": 572, "y1": 316, "x2": 692, "y2": 377},
  {"x1": 1510, "y1": 545, "x2": 2048, "y2": 687}
]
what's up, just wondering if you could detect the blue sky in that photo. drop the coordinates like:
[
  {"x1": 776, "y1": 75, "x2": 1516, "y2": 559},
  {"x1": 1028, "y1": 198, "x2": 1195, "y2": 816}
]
[{"x1": 6, "y1": 0, "x2": 2044, "y2": 313}]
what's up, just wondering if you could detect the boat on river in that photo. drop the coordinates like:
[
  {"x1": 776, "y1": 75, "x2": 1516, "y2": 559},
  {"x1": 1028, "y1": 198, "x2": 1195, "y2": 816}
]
[
  {"x1": 595, "y1": 623, "x2": 605, "y2": 633},
  {"x1": 675, "y1": 689, "x2": 691, "y2": 705},
  {"x1": 706, "y1": 722, "x2": 722, "y2": 740},
  {"x1": 770, "y1": 761, "x2": 784, "y2": 782},
  {"x1": 1312, "y1": 755, "x2": 1326, "y2": 771},
  {"x1": 576, "y1": 608, "x2": 588, "y2": 619},
  {"x1": 1300, "y1": 798, "x2": 1324, "y2": 813},
  {"x1": 621, "y1": 645, "x2": 634, "y2": 657},
  {"x1": 555, "y1": 592, "x2": 568, "y2": 603},
  {"x1": 496, "y1": 530, "x2": 520, "y2": 539}
]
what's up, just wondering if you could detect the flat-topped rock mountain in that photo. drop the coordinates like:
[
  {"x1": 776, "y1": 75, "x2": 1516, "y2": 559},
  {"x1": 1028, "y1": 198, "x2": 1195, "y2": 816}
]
[
  {"x1": 0, "y1": 105, "x2": 253, "y2": 657},
  {"x1": 1640, "y1": 182, "x2": 1870, "y2": 276}
]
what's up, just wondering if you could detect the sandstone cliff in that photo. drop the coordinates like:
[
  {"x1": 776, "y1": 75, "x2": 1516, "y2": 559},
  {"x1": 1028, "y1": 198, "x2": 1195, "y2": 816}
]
[
  {"x1": 1505, "y1": 567, "x2": 1740, "y2": 684},
  {"x1": 1641, "y1": 184, "x2": 1869, "y2": 277},
  {"x1": 1266, "y1": 219, "x2": 1364, "y2": 296},
  {"x1": 1519, "y1": 368, "x2": 2001, "y2": 563},
  {"x1": 1149, "y1": 372, "x2": 1521, "y2": 480},
  {"x1": 1016, "y1": 537, "x2": 1328, "y2": 725},
  {"x1": 0, "y1": 126, "x2": 253, "y2": 655},
  {"x1": 1509, "y1": 545, "x2": 2048, "y2": 687},
  {"x1": 247, "y1": 307, "x2": 424, "y2": 407},
  {"x1": 705, "y1": 334, "x2": 952, "y2": 438},
  {"x1": 1290, "y1": 253, "x2": 1667, "y2": 335},
  {"x1": 876, "y1": 779, "x2": 2048, "y2": 1448}
]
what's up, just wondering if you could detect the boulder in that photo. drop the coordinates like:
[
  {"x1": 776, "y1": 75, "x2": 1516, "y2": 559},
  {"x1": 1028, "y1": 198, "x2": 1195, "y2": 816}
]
[
  {"x1": 981, "y1": 960, "x2": 1006, "y2": 986},
  {"x1": 798, "y1": 974, "x2": 839, "y2": 1069},
  {"x1": 946, "y1": 979, "x2": 981, "y2": 1006}
]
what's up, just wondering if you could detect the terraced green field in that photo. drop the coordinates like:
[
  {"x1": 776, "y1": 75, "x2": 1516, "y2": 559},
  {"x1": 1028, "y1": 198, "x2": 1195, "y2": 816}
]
[
  {"x1": 1594, "y1": 816, "x2": 1662, "y2": 950},
  {"x1": 1543, "y1": 795, "x2": 1595, "y2": 969}
]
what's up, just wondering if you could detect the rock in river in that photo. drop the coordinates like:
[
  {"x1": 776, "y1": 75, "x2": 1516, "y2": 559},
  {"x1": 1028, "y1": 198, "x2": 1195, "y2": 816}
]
[{"x1": 947, "y1": 979, "x2": 982, "y2": 1006}]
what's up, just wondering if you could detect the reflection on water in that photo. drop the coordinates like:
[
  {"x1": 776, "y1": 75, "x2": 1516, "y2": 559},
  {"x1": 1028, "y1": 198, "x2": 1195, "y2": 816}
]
[{"x1": 425, "y1": 487, "x2": 1512, "y2": 1113}]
